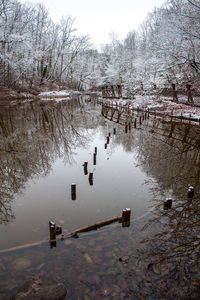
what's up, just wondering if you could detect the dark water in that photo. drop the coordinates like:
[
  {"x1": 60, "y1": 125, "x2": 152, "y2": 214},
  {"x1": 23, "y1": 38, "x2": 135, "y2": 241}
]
[{"x1": 0, "y1": 96, "x2": 200, "y2": 299}]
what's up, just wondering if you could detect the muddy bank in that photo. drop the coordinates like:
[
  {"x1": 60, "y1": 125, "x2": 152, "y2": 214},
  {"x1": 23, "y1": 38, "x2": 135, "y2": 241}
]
[
  {"x1": 0, "y1": 86, "x2": 40, "y2": 102},
  {"x1": 0, "y1": 83, "x2": 71, "y2": 103}
]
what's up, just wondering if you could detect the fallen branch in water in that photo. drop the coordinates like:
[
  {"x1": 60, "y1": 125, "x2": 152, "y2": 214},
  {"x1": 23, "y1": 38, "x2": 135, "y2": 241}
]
[
  {"x1": 0, "y1": 216, "x2": 123, "y2": 254},
  {"x1": 70, "y1": 215, "x2": 122, "y2": 235},
  {"x1": 0, "y1": 208, "x2": 133, "y2": 254}
]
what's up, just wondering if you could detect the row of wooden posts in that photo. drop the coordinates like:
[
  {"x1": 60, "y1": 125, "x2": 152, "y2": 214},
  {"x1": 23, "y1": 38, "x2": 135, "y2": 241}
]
[
  {"x1": 49, "y1": 97, "x2": 196, "y2": 247},
  {"x1": 0, "y1": 184, "x2": 194, "y2": 252},
  {"x1": 101, "y1": 104, "x2": 151, "y2": 132},
  {"x1": 100, "y1": 83, "x2": 194, "y2": 104},
  {"x1": 71, "y1": 127, "x2": 119, "y2": 200},
  {"x1": 49, "y1": 126, "x2": 133, "y2": 247},
  {"x1": 163, "y1": 186, "x2": 194, "y2": 210},
  {"x1": 102, "y1": 104, "x2": 193, "y2": 144},
  {"x1": 49, "y1": 185, "x2": 195, "y2": 247},
  {"x1": 101, "y1": 97, "x2": 200, "y2": 124},
  {"x1": 101, "y1": 84, "x2": 122, "y2": 98},
  {"x1": 102, "y1": 103, "x2": 200, "y2": 150},
  {"x1": 49, "y1": 208, "x2": 132, "y2": 248},
  {"x1": 71, "y1": 147, "x2": 97, "y2": 201}
]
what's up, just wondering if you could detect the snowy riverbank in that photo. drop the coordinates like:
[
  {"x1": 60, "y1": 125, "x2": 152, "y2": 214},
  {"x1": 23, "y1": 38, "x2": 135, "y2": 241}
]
[
  {"x1": 99, "y1": 95, "x2": 200, "y2": 121},
  {"x1": 1, "y1": 86, "x2": 200, "y2": 121}
]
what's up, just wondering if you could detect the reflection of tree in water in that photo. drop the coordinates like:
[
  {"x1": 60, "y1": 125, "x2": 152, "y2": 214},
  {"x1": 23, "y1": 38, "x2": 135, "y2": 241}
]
[
  {"x1": 101, "y1": 105, "x2": 137, "y2": 153},
  {"x1": 101, "y1": 107, "x2": 200, "y2": 199},
  {"x1": 123, "y1": 118, "x2": 200, "y2": 298},
  {"x1": 0, "y1": 96, "x2": 99, "y2": 225},
  {"x1": 132, "y1": 190, "x2": 200, "y2": 299},
  {"x1": 135, "y1": 118, "x2": 200, "y2": 200},
  {"x1": 0, "y1": 196, "x2": 14, "y2": 225},
  {"x1": 101, "y1": 108, "x2": 200, "y2": 297}
]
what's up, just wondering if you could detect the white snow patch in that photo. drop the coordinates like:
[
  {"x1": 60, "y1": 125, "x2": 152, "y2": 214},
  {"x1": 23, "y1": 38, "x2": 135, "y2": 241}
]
[{"x1": 39, "y1": 91, "x2": 70, "y2": 97}]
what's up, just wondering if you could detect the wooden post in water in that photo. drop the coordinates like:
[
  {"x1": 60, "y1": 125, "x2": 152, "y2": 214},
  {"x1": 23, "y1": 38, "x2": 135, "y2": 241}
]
[
  {"x1": 89, "y1": 173, "x2": 93, "y2": 186},
  {"x1": 71, "y1": 183, "x2": 76, "y2": 200},
  {"x1": 113, "y1": 128, "x2": 116, "y2": 135},
  {"x1": 121, "y1": 208, "x2": 131, "y2": 227},
  {"x1": 56, "y1": 225, "x2": 62, "y2": 235},
  {"x1": 187, "y1": 186, "x2": 194, "y2": 198},
  {"x1": 83, "y1": 162, "x2": 88, "y2": 175},
  {"x1": 107, "y1": 136, "x2": 110, "y2": 144},
  {"x1": 134, "y1": 118, "x2": 137, "y2": 128},
  {"x1": 49, "y1": 221, "x2": 56, "y2": 240},
  {"x1": 163, "y1": 198, "x2": 172, "y2": 210},
  {"x1": 93, "y1": 153, "x2": 96, "y2": 165},
  {"x1": 105, "y1": 143, "x2": 107, "y2": 149},
  {"x1": 49, "y1": 221, "x2": 56, "y2": 248},
  {"x1": 139, "y1": 116, "x2": 142, "y2": 125}
]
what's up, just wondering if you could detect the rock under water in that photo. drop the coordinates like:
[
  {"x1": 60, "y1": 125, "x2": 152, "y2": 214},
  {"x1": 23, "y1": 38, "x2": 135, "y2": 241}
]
[{"x1": 11, "y1": 275, "x2": 67, "y2": 300}]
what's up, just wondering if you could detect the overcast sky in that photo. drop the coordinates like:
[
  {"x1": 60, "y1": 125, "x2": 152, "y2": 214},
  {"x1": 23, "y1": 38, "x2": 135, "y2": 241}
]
[{"x1": 23, "y1": 0, "x2": 165, "y2": 47}]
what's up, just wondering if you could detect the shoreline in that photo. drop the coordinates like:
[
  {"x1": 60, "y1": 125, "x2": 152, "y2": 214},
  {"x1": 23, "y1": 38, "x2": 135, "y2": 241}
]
[{"x1": 1, "y1": 86, "x2": 200, "y2": 121}]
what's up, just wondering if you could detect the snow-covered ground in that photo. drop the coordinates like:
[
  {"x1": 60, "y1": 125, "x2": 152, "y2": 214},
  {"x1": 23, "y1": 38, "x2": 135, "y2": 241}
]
[
  {"x1": 38, "y1": 90, "x2": 200, "y2": 120},
  {"x1": 38, "y1": 90, "x2": 86, "y2": 102},
  {"x1": 99, "y1": 95, "x2": 200, "y2": 121},
  {"x1": 146, "y1": 99, "x2": 200, "y2": 120}
]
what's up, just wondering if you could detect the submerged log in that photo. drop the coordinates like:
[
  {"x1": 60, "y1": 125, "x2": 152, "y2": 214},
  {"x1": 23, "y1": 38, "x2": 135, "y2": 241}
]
[
  {"x1": 71, "y1": 208, "x2": 131, "y2": 235},
  {"x1": 0, "y1": 208, "x2": 133, "y2": 254},
  {"x1": 71, "y1": 216, "x2": 122, "y2": 235}
]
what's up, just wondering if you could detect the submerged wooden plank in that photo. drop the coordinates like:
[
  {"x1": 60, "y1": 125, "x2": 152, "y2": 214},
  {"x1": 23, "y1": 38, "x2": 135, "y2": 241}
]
[{"x1": 0, "y1": 211, "x2": 130, "y2": 254}]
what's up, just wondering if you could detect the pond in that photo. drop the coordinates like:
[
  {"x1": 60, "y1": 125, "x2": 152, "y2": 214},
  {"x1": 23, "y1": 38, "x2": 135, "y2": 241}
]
[{"x1": 0, "y1": 96, "x2": 200, "y2": 299}]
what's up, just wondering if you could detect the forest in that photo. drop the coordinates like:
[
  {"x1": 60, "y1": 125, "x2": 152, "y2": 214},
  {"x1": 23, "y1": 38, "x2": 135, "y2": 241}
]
[{"x1": 0, "y1": 0, "x2": 200, "y2": 94}]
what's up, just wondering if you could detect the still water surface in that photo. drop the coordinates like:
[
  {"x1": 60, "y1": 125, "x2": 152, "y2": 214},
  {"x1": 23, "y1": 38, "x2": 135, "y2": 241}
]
[
  {"x1": 0, "y1": 97, "x2": 153, "y2": 250},
  {"x1": 0, "y1": 96, "x2": 200, "y2": 299}
]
